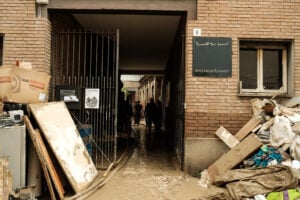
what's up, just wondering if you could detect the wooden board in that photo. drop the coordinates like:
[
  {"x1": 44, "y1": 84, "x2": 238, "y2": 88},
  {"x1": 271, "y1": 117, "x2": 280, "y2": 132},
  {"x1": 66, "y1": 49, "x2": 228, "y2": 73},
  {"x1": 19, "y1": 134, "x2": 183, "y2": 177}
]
[
  {"x1": 234, "y1": 117, "x2": 263, "y2": 141},
  {"x1": 0, "y1": 159, "x2": 4, "y2": 200},
  {"x1": 35, "y1": 129, "x2": 65, "y2": 199},
  {"x1": 207, "y1": 133, "x2": 262, "y2": 183},
  {"x1": 0, "y1": 158, "x2": 10, "y2": 200},
  {"x1": 214, "y1": 126, "x2": 239, "y2": 148},
  {"x1": 28, "y1": 102, "x2": 98, "y2": 193},
  {"x1": 24, "y1": 116, "x2": 57, "y2": 200}
]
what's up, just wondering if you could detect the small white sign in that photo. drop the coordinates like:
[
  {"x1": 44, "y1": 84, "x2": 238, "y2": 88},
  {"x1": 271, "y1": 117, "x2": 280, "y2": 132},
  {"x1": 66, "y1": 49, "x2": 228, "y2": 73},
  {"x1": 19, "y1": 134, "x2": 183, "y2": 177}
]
[
  {"x1": 85, "y1": 88, "x2": 100, "y2": 109},
  {"x1": 193, "y1": 28, "x2": 201, "y2": 36}
]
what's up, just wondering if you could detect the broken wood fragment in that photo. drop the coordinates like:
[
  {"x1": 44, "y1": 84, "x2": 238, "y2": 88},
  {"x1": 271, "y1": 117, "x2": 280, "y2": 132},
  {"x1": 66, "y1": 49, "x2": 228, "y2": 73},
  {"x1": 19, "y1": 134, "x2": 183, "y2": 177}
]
[{"x1": 214, "y1": 126, "x2": 239, "y2": 148}]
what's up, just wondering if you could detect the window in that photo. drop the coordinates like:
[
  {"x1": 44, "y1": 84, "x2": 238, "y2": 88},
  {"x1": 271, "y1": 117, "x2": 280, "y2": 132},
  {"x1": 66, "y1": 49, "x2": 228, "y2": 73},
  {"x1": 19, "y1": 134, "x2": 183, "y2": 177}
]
[
  {"x1": 0, "y1": 35, "x2": 3, "y2": 66},
  {"x1": 239, "y1": 40, "x2": 291, "y2": 95}
]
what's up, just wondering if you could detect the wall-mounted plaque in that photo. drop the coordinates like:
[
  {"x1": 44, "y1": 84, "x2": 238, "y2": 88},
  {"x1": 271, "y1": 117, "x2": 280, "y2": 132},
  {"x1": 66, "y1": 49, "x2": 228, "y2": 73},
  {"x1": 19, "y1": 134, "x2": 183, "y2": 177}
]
[{"x1": 193, "y1": 37, "x2": 232, "y2": 77}]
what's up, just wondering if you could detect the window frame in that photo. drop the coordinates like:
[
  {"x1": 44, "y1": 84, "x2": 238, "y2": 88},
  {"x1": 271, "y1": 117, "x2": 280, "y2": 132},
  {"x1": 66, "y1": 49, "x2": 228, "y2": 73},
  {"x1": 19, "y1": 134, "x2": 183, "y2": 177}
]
[{"x1": 239, "y1": 40, "x2": 291, "y2": 96}]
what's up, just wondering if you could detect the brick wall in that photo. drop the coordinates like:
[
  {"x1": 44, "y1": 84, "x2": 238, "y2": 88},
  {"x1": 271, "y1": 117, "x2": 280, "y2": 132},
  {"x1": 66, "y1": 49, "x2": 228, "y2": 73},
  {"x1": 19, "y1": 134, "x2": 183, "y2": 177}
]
[
  {"x1": 185, "y1": 0, "x2": 300, "y2": 138},
  {"x1": 0, "y1": 0, "x2": 51, "y2": 73}
]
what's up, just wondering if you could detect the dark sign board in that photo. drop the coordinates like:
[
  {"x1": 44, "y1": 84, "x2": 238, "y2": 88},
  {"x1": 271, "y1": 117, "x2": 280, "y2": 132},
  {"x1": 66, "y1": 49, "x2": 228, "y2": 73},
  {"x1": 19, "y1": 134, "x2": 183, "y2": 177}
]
[
  {"x1": 55, "y1": 85, "x2": 82, "y2": 110},
  {"x1": 193, "y1": 37, "x2": 232, "y2": 77}
]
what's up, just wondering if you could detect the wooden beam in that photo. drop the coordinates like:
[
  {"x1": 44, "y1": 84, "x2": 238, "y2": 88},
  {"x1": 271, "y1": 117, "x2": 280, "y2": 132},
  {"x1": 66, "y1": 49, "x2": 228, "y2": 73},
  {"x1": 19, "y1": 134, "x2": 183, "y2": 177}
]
[
  {"x1": 207, "y1": 133, "x2": 263, "y2": 183},
  {"x1": 35, "y1": 129, "x2": 65, "y2": 199},
  {"x1": 24, "y1": 115, "x2": 65, "y2": 200},
  {"x1": 234, "y1": 117, "x2": 263, "y2": 141}
]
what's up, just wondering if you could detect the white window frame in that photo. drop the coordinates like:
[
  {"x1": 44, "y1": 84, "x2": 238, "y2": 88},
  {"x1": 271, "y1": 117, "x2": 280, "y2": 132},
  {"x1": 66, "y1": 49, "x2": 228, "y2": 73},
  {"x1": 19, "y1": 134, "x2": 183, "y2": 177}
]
[{"x1": 240, "y1": 44, "x2": 288, "y2": 95}]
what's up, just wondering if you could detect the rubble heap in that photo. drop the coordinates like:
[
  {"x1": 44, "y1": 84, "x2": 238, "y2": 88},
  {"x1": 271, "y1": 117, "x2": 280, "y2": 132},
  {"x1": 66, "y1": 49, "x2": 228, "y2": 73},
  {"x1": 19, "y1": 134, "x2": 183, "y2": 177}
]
[{"x1": 199, "y1": 97, "x2": 300, "y2": 200}]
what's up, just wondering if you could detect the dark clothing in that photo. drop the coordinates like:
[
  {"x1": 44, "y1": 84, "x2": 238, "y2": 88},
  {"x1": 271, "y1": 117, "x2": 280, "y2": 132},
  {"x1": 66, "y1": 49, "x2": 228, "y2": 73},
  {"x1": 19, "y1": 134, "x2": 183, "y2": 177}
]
[
  {"x1": 145, "y1": 99, "x2": 157, "y2": 132},
  {"x1": 134, "y1": 103, "x2": 142, "y2": 125},
  {"x1": 155, "y1": 100, "x2": 162, "y2": 131}
]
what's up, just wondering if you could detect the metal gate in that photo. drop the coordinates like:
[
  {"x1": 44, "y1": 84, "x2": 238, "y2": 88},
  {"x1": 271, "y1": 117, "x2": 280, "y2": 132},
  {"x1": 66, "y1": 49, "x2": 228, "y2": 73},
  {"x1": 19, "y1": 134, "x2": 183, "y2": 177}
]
[{"x1": 51, "y1": 29, "x2": 119, "y2": 168}]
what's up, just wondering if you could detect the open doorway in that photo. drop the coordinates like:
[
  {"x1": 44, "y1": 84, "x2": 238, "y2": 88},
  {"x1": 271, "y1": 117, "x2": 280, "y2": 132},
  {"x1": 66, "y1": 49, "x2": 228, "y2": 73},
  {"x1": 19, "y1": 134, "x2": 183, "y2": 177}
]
[
  {"x1": 49, "y1": 10, "x2": 186, "y2": 169},
  {"x1": 119, "y1": 74, "x2": 165, "y2": 132}
]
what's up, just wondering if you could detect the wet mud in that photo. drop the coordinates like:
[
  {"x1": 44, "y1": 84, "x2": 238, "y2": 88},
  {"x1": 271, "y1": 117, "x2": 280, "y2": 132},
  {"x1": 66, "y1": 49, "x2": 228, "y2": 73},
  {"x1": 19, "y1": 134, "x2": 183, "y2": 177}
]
[{"x1": 86, "y1": 125, "x2": 211, "y2": 200}]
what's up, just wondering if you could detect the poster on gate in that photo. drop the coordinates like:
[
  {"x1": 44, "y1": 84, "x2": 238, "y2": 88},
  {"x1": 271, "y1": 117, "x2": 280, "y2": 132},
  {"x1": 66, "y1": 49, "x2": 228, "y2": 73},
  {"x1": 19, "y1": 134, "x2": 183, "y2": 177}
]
[{"x1": 84, "y1": 88, "x2": 100, "y2": 109}]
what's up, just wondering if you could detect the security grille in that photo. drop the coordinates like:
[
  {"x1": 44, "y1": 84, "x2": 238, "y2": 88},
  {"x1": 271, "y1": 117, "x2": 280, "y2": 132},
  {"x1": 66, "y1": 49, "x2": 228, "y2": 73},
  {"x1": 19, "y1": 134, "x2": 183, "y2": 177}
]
[{"x1": 51, "y1": 29, "x2": 119, "y2": 168}]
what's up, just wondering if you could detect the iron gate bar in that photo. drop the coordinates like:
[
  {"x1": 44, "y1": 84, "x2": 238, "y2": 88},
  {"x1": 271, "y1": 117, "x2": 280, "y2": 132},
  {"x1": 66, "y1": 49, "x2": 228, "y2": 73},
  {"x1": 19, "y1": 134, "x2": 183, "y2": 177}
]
[
  {"x1": 60, "y1": 34, "x2": 64, "y2": 80},
  {"x1": 77, "y1": 31, "x2": 81, "y2": 80},
  {"x1": 66, "y1": 29, "x2": 69, "y2": 77},
  {"x1": 51, "y1": 29, "x2": 119, "y2": 168},
  {"x1": 71, "y1": 29, "x2": 75, "y2": 79},
  {"x1": 114, "y1": 30, "x2": 119, "y2": 162},
  {"x1": 89, "y1": 33, "x2": 92, "y2": 81}
]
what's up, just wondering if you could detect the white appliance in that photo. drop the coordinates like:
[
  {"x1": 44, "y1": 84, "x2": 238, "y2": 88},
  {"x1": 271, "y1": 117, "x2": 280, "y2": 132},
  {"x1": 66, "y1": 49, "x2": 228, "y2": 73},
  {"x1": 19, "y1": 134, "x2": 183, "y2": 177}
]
[{"x1": 0, "y1": 125, "x2": 26, "y2": 190}]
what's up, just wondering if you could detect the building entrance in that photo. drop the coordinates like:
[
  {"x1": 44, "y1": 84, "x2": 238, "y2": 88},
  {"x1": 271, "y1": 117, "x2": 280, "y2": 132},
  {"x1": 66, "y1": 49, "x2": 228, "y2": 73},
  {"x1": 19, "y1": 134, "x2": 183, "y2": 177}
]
[{"x1": 49, "y1": 10, "x2": 186, "y2": 169}]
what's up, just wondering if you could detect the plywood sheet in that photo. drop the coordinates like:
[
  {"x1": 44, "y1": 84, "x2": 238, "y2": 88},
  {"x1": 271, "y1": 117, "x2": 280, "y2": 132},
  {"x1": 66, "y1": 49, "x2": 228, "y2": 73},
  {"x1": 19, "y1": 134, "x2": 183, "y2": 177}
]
[{"x1": 28, "y1": 102, "x2": 98, "y2": 193}]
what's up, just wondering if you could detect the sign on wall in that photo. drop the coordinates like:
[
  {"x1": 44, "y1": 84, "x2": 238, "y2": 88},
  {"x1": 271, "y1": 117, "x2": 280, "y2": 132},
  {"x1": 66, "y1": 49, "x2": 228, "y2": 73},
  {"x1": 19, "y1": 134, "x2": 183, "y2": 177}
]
[
  {"x1": 85, "y1": 88, "x2": 100, "y2": 109},
  {"x1": 192, "y1": 37, "x2": 232, "y2": 77}
]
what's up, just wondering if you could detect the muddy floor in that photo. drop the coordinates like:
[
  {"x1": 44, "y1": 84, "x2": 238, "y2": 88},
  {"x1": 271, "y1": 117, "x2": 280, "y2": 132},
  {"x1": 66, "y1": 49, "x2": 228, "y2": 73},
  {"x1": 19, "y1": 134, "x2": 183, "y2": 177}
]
[{"x1": 85, "y1": 124, "x2": 216, "y2": 200}]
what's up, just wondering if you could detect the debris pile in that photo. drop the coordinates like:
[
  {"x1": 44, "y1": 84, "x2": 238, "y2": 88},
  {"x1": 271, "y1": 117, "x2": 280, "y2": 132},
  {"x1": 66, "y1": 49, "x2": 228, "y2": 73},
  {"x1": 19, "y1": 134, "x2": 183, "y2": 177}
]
[
  {"x1": 199, "y1": 97, "x2": 300, "y2": 200},
  {"x1": 0, "y1": 63, "x2": 100, "y2": 199},
  {"x1": 24, "y1": 102, "x2": 99, "y2": 199}
]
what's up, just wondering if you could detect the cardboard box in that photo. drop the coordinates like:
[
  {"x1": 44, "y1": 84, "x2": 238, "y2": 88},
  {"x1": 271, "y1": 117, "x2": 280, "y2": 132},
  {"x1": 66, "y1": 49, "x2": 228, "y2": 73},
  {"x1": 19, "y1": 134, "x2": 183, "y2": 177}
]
[
  {"x1": 0, "y1": 66, "x2": 13, "y2": 98},
  {"x1": 5, "y1": 67, "x2": 51, "y2": 104}
]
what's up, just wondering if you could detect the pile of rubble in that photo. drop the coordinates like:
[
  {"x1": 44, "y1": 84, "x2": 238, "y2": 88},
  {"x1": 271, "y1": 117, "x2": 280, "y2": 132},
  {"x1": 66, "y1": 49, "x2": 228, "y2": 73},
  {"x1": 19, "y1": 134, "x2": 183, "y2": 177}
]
[
  {"x1": 199, "y1": 97, "x2": 300, "y2": 200},
  {"x1": 0, "y1": 64, "x2": 100, "y2": 199}
]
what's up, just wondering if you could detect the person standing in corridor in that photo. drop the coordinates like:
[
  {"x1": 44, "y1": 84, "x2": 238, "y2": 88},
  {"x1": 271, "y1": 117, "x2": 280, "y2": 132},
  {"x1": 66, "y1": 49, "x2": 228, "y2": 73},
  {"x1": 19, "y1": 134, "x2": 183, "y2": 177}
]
[
  {"x1": 134, "y1": 101, "x2": 142, "y2": 125},
  {"x1": 145, "y1": 98, "x2": 156, "y2": 133},
  {"x1": 155, "y1": 99, "x2": 162, "y2": 132}
]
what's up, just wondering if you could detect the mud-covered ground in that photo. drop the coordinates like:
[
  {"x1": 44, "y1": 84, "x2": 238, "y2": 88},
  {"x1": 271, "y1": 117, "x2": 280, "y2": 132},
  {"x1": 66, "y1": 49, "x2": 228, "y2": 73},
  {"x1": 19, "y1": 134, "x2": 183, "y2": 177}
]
[{"x1": 86, "y1": 125, "x2": 216, "y2": 200}]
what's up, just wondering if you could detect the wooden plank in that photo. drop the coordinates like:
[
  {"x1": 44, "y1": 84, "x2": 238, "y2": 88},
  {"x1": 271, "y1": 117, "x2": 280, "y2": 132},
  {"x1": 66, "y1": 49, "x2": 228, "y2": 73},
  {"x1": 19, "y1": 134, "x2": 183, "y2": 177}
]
[
  {"x1": 207, "y1": 133, "x2": 263, "y2": 183},
  {"x1": 24, "y1": 115, "x2": 57, "y2": 200},
  {"x1": 234, "y1": 117, "x2": 263, "y2": 141},
  {"x1": 0, "y1": 159, "x2": 4, "y2": 200},
  {"x1": 28, "y1": 102, "x2": 98, "y2": 193},
  {"x1": 35, "y1": 129, "x2": 65, "y2": 199},
  {"x1": 214, "y1": 126, "x2": 239, "y2": 148}
]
